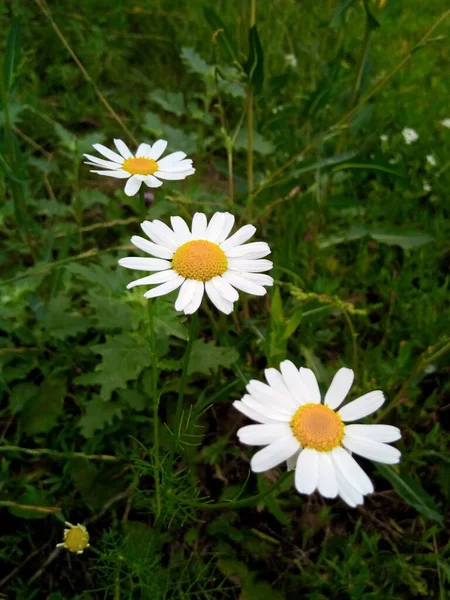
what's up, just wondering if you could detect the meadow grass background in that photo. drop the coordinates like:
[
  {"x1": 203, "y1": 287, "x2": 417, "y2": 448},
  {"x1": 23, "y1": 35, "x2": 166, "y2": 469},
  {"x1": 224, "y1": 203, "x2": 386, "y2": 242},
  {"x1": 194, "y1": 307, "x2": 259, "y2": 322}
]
[{"x1": 0, "y1": 0, "x2": 449, "y2": 598}]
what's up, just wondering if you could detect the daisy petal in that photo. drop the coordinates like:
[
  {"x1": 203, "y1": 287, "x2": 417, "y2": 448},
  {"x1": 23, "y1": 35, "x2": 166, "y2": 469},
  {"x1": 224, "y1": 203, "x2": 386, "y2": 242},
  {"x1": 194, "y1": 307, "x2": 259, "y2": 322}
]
[
  {"x1": 325, "y1": 368, "x2": 354, "y2": 410},
  {"x1": 264, "y1": 368, "x2": 291, "y2": 397},
  {"x1": 184, "y1": 280, "x2": 204, "y2": 314},
  {"x1": 156, "y1": 151, "x2": 187, "y2": 169},
  {"x1": 141, "y1": 221, "x2": 178, "y2": 250},
  {"x1": 143, "y1": 174, "x2": 163, "y2": 188},
  {"x1": 149, "y1": 139, "x2": 168, "y2": 160},
  {"x1": 175, "y1": 279, "x2": 198, "y2": 312},
  {"x1": 331, "y1": 447, "x2": 374, "y2": 495},
  {"x1": 143, "y1": 275, "x2": 184, "y2": 298},
  {"x1": 225, "y1": 242, "x2": 271, "y2": 259},
  {"x1": 342, "y1": 436, "x2": 401, "y2": 464},
  {"x1": 136, "y1": 143, "x2": 152, "y2": 157},
  {"x1": 295, "y1": 448, "x2": 319, "y2": 494},
  {"x1": 221, "y1": 271, "x2": 267, "y2": 296},
  {"x1": 246, "y1": 380, "x2": 298, "y2": 414},
  {"x1": 220, "y1": 224, "x2": 256, "y2": 251},
  {"x1": 250, "y1": 436, "x2": 300, "y2": 473},
  {"x1": 246, "y1": 273, "x2": 274, "y2": 286},
  {"x1": 344, "y1": 424, "x2": 401, "y2": 443},
  {"x1": 233, "y1": 400, "x2": 280, "y2": 424},
  {"x1": 191, "y1": 213, "x2": 207, "y2": 238},
  {"x1": 131, "y1": 236, "x2": 174, "y2": 259},
  {"x1": 279, "y1": 360, "x2": 311, "y2": 406},
  {"x1": 237, "y1": 423, "x2": 292, "y2": 445},
  {"x1": 227, "y1": 259, "x2": 273, "y2": 273},
  {"x1": 155, "y1": 169, "x2": 195, "y2": 180},
  {"x1": 83, "y1": 154, "x2": 123, "y2": 169},
  {"x1": 170, "y1": 216, "x2": 192, "y2": 244},
  {"x1": 216, "y1": 213, "x2": 235, "y2": 243},
  {"x1": 151, "y1": 220, "x2": 179, "y2": 248},
  {"x1": 124, "y1": 175, "x2": 142, "y2": 196},
  {"x1": 93, "y1": 143, "x2": 124, "y2": 163},
  {"x1": 211, "y1": 276, "x2": 239, "y2": 303},
  {"x1": 338, "y1": 391, "x2": 385, "y2": 422},
  {"x1": 317, "y1": 452, "x2": 338, "y2": 498},
  {"x1": 242, "y1": 394, "x2": 291, "y2": 422},
  {"x1": 205, "y1": 213, "x2": 225, "y2": 243},
  {"x1": 299, "y1": 368, "x2": 321, "y2": 404},
  {"x1": 118, "y1": 257, "x2": 171, "y2": 271},
  {"x1": 126, "y1": 270, "x2": 179, "y2": 289},
  {"x1": 335, "y1": 466, "x2": 364, "y2": 507},
  {"x1": 90, "y1": 170, "x2": 130, "y2": 178},
  {"x1": 157, "y1": 159, "x2": 193, "y2": 172},
  {"x1": 113, "y1": 139, "x2": 133, "y2": 159},
  {"x1": 205, "y1": 280, "x2": 234, "y2": 314}
]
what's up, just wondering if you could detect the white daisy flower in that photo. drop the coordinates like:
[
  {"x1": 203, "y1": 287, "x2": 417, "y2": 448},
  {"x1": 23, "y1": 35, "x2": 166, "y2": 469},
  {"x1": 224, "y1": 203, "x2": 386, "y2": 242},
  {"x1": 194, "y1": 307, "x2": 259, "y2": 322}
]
[
  {"x1": 84, "y1": 138, "x2": 195, "y2": 196},
  {"x1": 118, "y1": 212, "x2": 274, "y2": 315},
  {"x1": 284, "y1": 54, "x2": 297, "y2": 68},
  {"x1": 426, "y1": 154, "x2": 436, "y2": 166},
  {"x1": 379, "y1": 134, "x2": 388, "y2": 142},
  {"x1": 440, "y1": 118, "x2": 450, "y2": 129},
  {"x1": 401, "y1": 128, "x2": 419, "y2": 145},
  {"x1": 423, "y1": 181, "x2": 432, "y2": 192},
  {"x1": 234, "y1": 363, "x2": 401, "y2": 507}
]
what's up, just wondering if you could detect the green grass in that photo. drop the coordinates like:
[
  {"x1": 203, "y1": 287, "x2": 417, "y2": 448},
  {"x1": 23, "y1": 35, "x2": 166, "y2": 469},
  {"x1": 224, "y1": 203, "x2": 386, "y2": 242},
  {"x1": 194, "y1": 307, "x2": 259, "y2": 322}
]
[{"x1": 1, "y1": 0, "x2": 449, "y2": 598}]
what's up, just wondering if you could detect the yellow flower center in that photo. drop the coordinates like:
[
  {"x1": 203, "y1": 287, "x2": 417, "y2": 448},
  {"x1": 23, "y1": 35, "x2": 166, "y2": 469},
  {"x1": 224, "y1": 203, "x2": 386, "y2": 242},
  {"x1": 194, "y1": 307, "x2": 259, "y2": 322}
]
[
  {"x1": 172, "y1": 240, "x2": 228, "y2": 282},
  {"x1": 291, "y1": 404, "x2": 344, "y2": 452},
  {"x1": 64, "y1": 524, "x2": 90, "y2": 553},
  {"x1": 123, "y1": 156, "x2": 158, "y2": 176}
]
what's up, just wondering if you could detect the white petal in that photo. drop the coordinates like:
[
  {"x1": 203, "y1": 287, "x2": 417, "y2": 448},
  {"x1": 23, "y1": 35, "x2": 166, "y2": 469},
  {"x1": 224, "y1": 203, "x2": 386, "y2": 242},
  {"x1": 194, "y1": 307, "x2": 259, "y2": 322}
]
[
  {"x1": 221, "y1": 271, "x2": 267, "y2": 296},
  {"x1": 279, "y1": 360, "x2": 311, "y2": 406},
  {"x1": 250, "y1": 436, "x2": 300, "y2": 473},
  {"x1": 131, "y1": 236, "x2": 174, "y2": 259},
  {"x1": 220, "y1": 224, "x2": 256, "y2": 251},
  {"x1": 317, "y1": 452, "x2": 338, "y2": 498},
  {"x1": 156, "y1": 151, "x2": 187, "y2": 169},
  {"x1": 205, "y1": 280, "x2": 234, "y2": 314},
  {"x1": 295, "y1": 448, "x2": 319, "y2": 494},
  {"x1": 151, "y1": 220, "x2": 179, "y2": 249},
  {"x1": 175, "y1": 279, "x2": 198, "y2": 312},
  {"x1": 331, "y1": 447, "x2": 373, "y2": 495},
  {"x1": 157, "y1": 159, "x2": 193, "y2": 172},
  {"x1": 155, "y1": 169, "x2": 195, "y2": 180},
  {"x1": 342, "y1": 436, "x2": 401, "y2": 464},
  {"x1": 170, "y1": 216, "x2": 192, "y2": 244},
  {"x1": 205, "y1": 213, "x2": 225, "y2": 242},
  {"x1": 143, "y1": 174, "x2": 163, "y2": 188},
  {"x1": 113, "y1": 139, "x2": 133, "y2": 159},
  {"x1": 299, "y1": 368, "x2": 321, "y2": 404},
  {"x1": 335, "y1": 466, "x2": 364, "y2": 507},
  {"x1": 237, "y1": 423, "x2": 293, "y2": 445},
  {"x1": 241, "y1": 394, "x2": 291, "y2": 422},
  {"x1": 216, "y1": 213, "x2": 235, "y2": 243},
  {"x1": 149, "y1": 139, "x2": 168, "y2": 160},
  {"x1": 246, "y1": 273, "x2": 274, "y2": 286},
  {"x1": 90, "y1": 169, "x2": 130, "y2": 178},
  {"x1": 233, "y1": 400, "x2": 280, "y2": 424},
  {"x1": 93, "y1": 143, "x2": 125, "y2": 163},
  {"x1": 264, "y1": 368, "x2": 291, "y2": 397},
  {"x1": 143, "y1": 275, "x2": 184, "y2": 298},
  {"x1": 227, "y1": 259, "x2": 273, "y2": 273},
  {"x1": 83, "y1": 153, "x2": 123, "y2": 169},
  {"x1": 191, "y1": 213, "x2": 207, "y2": 238},
  {"x1": 136, "y1": 142, "x2": 152, "y2": 157},
  {"x1": 225, "y1": 242, "x2": 271, "y2": 259},
  {"x1": 124, "y1": 176, "x2": 142, "y2": 196},
  {"x1": 118, "y1": 257, "x2": 171, "y2": 271},
  {"x1": 211, "y1": 276, "x2": 239, "y2": 303},
  {"x1": 324, "y1": 368, "x2": 354, "y2": 410},
  {"x1": 344, "y1": 424, "x2": 401, "y2": 443},
  {"x1": 141, "y1": 221, "x2": 178, "y2": 250},
  {"x1": 338, "y1": 391, "x2": 385, "y2": 422},
  {"x1": 183, "y1": 280, "x2": 204, "y2": 314},
  {"x1": 126, "y1": 270, "x2": 179, "y2": 289},
  {"x1": 247, "y1": 380, "x2": 298, "y2": 414}
]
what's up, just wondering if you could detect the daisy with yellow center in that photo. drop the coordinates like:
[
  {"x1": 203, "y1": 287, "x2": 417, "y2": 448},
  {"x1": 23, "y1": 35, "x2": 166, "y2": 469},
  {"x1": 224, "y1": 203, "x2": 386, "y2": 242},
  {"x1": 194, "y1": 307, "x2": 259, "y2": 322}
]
[
  {"x1": 118, "y1": 212, "x2": 273, "y2": 314},
  {"x1": 234, "y1": 363, "x2": 401, "y2": 507},
  {"x1": 84, "y1": 138, "x2": 195, "y2": 196},
  {"x1": 56, "y1": 522, "x2": 90, "y2": 554}
]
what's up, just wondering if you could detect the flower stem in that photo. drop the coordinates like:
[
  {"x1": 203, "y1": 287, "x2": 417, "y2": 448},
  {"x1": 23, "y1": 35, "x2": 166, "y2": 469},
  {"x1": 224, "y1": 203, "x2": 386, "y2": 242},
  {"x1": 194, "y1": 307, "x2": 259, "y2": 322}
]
[
  {"x1": 147, "y1": 299, "x2": 161, "y2": 518},
  {"x1": 246, "y1": 0, "x2": 257, "y2": 219},
  {"x1": 139, "y1": 187, "x2": 146, "y2": 215},
  {"x1": 173, "y1": 312, "x2": 198, "y2": 454}
]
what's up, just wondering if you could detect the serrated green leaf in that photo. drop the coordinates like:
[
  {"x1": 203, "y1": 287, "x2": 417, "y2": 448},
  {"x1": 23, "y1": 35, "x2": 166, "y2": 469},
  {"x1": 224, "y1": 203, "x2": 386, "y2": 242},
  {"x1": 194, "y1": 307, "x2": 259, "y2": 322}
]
[
  {"x1": 87, "y1": 291, "x2": 132, "y2": 331},
  {"x1": 149, "y1": 89, "x2": 185, "y2": 116},
  {"x1": 377, "y1": 465, "x2": 444, "y2": 526},
  {"x1": 21, "y1": 379, "x2": 66, "y2": 435},
  {"x1": 78, "y1": 395, "x2": 123, "y2": 438},
  {"x1": 188, "y1": 340, "x2": 239, "y2": 376},
  {"x1": 180, "y1": 47, "x2": 212, "y2": 77},
  {"x1": 41, "y1": 295, "x2": 90, "y2": 340},
  {"x1": 152, "y1": 298, "x2": 188, "y2": 341},
  {"x1": 235, "y1": 129, "x2": 274, "y2": 155},
  {"x1": 75, "y1": 190, "x2": 110, "y2": 210}
]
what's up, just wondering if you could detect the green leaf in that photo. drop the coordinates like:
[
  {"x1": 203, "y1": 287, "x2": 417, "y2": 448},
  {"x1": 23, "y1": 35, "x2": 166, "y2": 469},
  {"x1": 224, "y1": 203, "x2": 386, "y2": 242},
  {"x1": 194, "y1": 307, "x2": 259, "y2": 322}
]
[
  {"x1": 291, "y1": 151, "x2": 358, "y2": 177},
  {"x1": 363, "y1": 0, "x2": 380, "y2": 31},
  {"x1": 8, "y1": 487, "x2": 50, "y2": 520},
  {"x1": 257, "y1": 475, "x2": 288, "y2": 525},
  {"x1": 333, "y1": 157, "x2": 406, "y2": 177},
  {"x1": 319, "y1": 224, "x2": 368, "y2": 248},
  {"x1": 377, "y1": 465, "x2": 444, "y2": 526},
  {"x1": 149, "y1": 89, "x2": 185, "y2": 116},
  {"x1": 21, "y1": 379, "x2": 66, "y2": 435},
  {"x1": 203, "y1": 7, "x2": 238, "y2": 62},
  {"x1": 244, "y1": 25, "x2": 264, "y2": 93},
  {"x1": 180, "y1": 47, "x2": 212, "y2": 77},
  {"x1": 153, "y1": 298, "x2": 188, "y2": 341},
  {"x1": 87, "y1": 291, "x2": 132, "y2": 331},
  {"x1": 370, "y1": 230, "x2": 434, "y2": 249},
  {"x1": 143, "y1": 112, "x2": 198, "y2": 154},
  {"x1": 188, "y1": 340, "x2": 239, "y2": 376},
  {"x1": 78, "y1": 334, "x2": 150, "y2": 400},
  {"x1": 234, "y1": 129, "x2": 274, "y2": 155},
  {"x1": 41, "y1": 295, "x2": 90, "y2": 340},
  {"x1": 78, "y1": 395, "x2": 123, "y2": 438},
  {"x1": 75, "y1": 190, "x2": 110, "y2": 210},
  {"x1": 3, "y1": 19, "x2": 21, "y2": 94},
  {"x1": 10, "y1": 382, "x2": 38, "y2": 414}
]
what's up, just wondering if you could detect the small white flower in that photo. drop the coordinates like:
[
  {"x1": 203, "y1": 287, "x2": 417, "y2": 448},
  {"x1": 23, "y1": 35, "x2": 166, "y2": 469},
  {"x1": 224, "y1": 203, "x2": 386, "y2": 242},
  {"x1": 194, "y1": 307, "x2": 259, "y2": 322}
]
[
  {"x1": 119, "y1": 212, "x2": 274, "y2": 314},
  {"x1": 234, "y1": 363, "x2": 401, "y2": 507},
  {"x1": 423, "y1": 181, "x2": 432, "y2": 192},
  {"x1": 284, "y1": 54, "x2": 297, "y2": 68},
  {"x1": 426, "y1": 154, "x2": 436, "y2": 166},
  {"x1": 84, "y1": 138, "x2": 195, "y2": 196},
  {"x1": 401, "y1": 128, "x2": 419, "y2": 145},
  {"x1": 380, "y1": 134, "x2": 388, "y2": 142},
  {"x1": 440, "y1": 118, "x2": 450, "y2": 129}
]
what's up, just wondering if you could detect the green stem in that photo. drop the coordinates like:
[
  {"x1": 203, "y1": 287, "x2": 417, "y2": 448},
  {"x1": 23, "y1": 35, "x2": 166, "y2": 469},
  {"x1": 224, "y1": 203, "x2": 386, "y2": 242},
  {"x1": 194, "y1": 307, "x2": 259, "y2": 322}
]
[
  {"x1": 246, "y1": 0, "x2": 256, "y2": 219},
  {"x1": 173, "y1": 312, "x2": 198, "y2": 453},
  {"x1": 147, "y1": 300, "x2": 161, "y2": 519},
  {"x1": 0, "y1": 445, "x2": 119, "y2": 461},
  {"x1": 343, "y1": 309, "x2": 358, "y2": 378},
  {"x1": 139, "y1": 186, "x2": 146, "y2": 215},
  {"x1": 191, "y1": 471, "x2": 290, "y2": 510}
]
